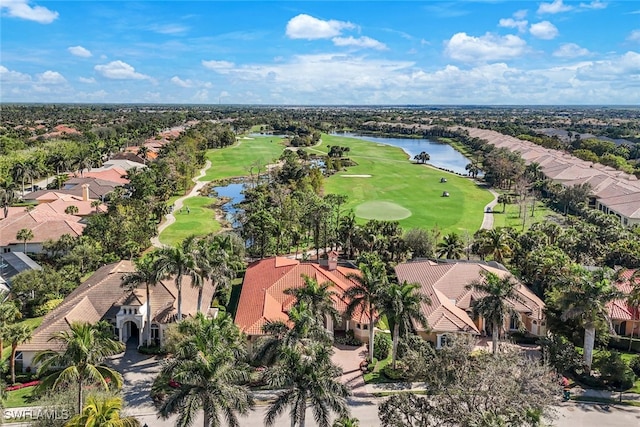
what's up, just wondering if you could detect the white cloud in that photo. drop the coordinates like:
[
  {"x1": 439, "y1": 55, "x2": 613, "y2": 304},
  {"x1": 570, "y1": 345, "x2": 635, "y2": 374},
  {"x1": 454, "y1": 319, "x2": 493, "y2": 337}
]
[
  {"x1": 170, "y1": 76, "x2": 194, "y2": 88},
  {"x1": 537, "y1": 0, "x2": 573, "y2": 14},
  {"x1": 628, "y1": 30, "x2": 640, "y2": 43},
  {"x1": 499, "y1": 18, "x2": 528, "y2": 32},
  {"x1": 148, "y1": 24, "x2": 189, "y2": 35},
  {"x1": 513, "y1": 9, "x2": 528, "y2": 20},
  {"x1": 0, "y1": 65, "x2": 31, "y2": 83},
  {"x1": 530, "y1": 21, "x2": 559, "y2": 39},
  {"x1": 553, "y1": 43, "x2": 590, "y2": 58},
  {"x1": 78, "y1": 77, "x2": 96, "y2": 84},
  {"x1": 68, "y1": 45, "x2": 92, "y2": 58},
  {"x1": 576, "y1": 51, "x2": 640, "y2": 80},
  {"x1": 285, "y1": 14, "x2": 355, "y2": 40},
  {"x1": 332, "y1": 36, "x2": 387, "y2": 50},
  {"x1": 193, "y1": 89, "x2": 209, "y2": 103},
  {"x1": 37, "y1": 70, "x2": 65, "y2": 84},
  {"x1": 202, "y1": 60, "x2": 235, "y2": 74},
  {"x1": 580, "y1": 1, "x2": 607, "y2": 10},
  {"x1": 444, "y1": 32, "x2": 527, "y2": 63},
  {"x1": 94, "y1": 60, "x2": 150, "y2": 80},
  {"x1": 0, "y1": 0, "x2": 58, "y2": 23}
]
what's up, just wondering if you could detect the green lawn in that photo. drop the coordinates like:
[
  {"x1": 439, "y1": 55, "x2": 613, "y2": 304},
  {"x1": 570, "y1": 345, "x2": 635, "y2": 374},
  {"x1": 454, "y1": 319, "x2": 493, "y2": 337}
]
[
  {"x1": 491, "y1": 199, "x2": 557, "y2": 230},
  {"x1": 204, "y1": 136, "x2": 288, "y2": 181},
  {"x1": 363, "y1": 352, "x2": 393, "y2": 384},
  {"x1": 5, "y1": 386, "x2": 35, "y2": 408},
  {"x1": 159, "y1": 197, "x2": 221, "y2": 247},
  {"x1": 318, "y1": 134, "x2": 493, "y2": 234}
]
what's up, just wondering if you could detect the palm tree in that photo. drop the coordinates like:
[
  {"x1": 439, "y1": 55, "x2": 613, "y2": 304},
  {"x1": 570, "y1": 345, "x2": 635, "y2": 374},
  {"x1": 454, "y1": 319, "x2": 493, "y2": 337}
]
[
  {"x1": 252, "y1": 320, "x2": 290, "y2": 366},
  {"x1": 550, "y1": 267, "x2": 621, "y2": 371},
  {"x1": 466, "y1": 271, "x2": 523, "y2": 355},
  {"x1": 0, "y1": 301, "x2": 21, "y2": 356},
  {"x1": 265, "y1": 344, "x2": 349, "y2": 427},
  {"x1": 344, "y1": 259, "x2": 388, "y2": 362},
  {"x1": 6, "y1": 323, "x2": 32, "y2": 384},
  {"x1": 154, "y1": 244, "x2": 196, "y2": 322},
  {"x1": 65, "y1": 205, "x2": 80, "y2": 215},
  {"x1": 413, "y1": 152, "x2": 430, "y2": 164},
  {"x1": 380, "y1": 281, "x2": 429, "y2": 369},
  {"x1": 91, "y1": 200, "x2": 102, "y2": 213},
  {"x1": 497, "y1": 194, "x2": 511, "y2": 213},
  {"x1": 477, "y1": 228, "x2": 512, "y2": 264},
  {"x1": 11, "y1": 161, "x2": 27, "y2": 196},
  {"x1": 34, "y1": 321, "x2": 125, "y2": 413},
  {"x1": 121, "y1": 255, "x2": 160, "y2": 347},
  {"x1": 154, "y1": 313, "x2": 254, "y2": 427},
  {"x1": 65, "y1": 395, "x2": 141, "y2": 427},
  {"x1": 285, "y1": 275, "x2": 339, "y2": 325},
  {"x1": 525, "y1": 162, "x2": 543, "y2": 182},
  {"x1": 333, "y1": 417, "x2": 360, "y2": 427},
  {"x1": 436, "y1": 233, "x2": 465, "y2": 260},
  {"x1": 16, "y1": 228, "x2": 33, "y2": 253},
  {"x1": 137, "y1": 146, "x2": 149, "y2": 164}
]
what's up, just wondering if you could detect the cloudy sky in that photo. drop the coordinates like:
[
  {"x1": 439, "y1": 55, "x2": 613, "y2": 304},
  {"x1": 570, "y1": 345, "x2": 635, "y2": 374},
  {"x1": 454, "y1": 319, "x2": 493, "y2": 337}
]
[{"x1": 1, "y1": 0, "x2": 639, "y2": 105}]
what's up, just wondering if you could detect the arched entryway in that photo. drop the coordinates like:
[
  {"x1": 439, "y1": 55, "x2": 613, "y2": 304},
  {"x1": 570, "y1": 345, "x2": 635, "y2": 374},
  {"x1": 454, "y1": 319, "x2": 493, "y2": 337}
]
[{"x1": 123, "y1": 320, "x2": 140, "y2": 347}]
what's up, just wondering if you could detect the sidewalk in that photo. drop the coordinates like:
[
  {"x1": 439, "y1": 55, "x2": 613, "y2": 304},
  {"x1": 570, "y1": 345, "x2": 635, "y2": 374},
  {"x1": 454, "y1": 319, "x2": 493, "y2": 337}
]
[{"x1": 571, "y1": 386, "x2": 640, "y2": 403}]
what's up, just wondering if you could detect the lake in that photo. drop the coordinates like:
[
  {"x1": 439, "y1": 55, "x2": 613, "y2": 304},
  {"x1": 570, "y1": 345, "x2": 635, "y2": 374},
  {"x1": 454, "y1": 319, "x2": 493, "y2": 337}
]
[{"x1": 335, "y1": 133, "x2": 472, "y2": 175}]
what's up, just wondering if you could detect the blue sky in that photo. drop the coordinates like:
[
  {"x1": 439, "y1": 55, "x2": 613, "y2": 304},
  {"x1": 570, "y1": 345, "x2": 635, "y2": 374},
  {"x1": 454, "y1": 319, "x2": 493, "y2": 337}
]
[{"x1": 1, "y1": 0, "x2": 639, "y2": 104}]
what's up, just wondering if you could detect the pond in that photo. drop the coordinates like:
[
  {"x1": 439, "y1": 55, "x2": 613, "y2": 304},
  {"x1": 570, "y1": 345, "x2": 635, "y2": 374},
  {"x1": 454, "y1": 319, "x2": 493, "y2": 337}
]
[
  {"x1": 211, "y1": 183, "x2": 244, "y2": 227},
  {"x1": 335, "y1": 133, "x2": 473, "y2": 175}
]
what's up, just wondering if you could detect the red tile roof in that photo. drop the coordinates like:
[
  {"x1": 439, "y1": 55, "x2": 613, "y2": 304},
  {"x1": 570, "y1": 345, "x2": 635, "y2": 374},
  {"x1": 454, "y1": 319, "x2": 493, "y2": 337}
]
[
  {"x1": 0, "y1": 204, "x2": 85, "y2": 246},
  {"x1": 235, "y1": 257, "x2": 364, "y2": 336},
  {"x1": 608, "y1": 269, "x2": 640, "y2": 321}
]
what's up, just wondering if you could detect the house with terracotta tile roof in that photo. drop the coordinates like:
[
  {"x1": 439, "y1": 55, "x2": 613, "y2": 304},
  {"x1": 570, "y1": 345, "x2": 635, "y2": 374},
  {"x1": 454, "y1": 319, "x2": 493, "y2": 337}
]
[
  {"x1": 16, "y1": 260, "x2": 215, "y2": 372},
  {"x1": 608, "y1": 269, "x2": 640, "y2": 338},
  {"x1": 235, "y1": 253, "x2": 370, "y2": 345},
  {"x1": 394, "y1": 259, "x2": 546, "y2": 348},
  {"x1": 0, "y1": 204, "x2": 85, "y2": 254}
]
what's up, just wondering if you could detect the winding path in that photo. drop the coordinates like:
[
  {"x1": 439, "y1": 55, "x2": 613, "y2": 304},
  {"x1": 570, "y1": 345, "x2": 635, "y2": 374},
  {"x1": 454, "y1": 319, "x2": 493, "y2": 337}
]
[
  {"x1": 150, "y1": 160, "x2": 212, "y2": 248},
  {"x1": 480, "y1": 188, "x2": 500, "y2": 230}
]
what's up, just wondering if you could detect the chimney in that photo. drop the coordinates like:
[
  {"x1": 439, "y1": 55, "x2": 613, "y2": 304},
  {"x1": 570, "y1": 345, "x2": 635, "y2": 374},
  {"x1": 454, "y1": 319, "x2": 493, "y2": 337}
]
[
  {"x1": 327, "y1": 250, "x2": 339, "y2": 271},
  {"x1": 82, "y1": 184, "x2": 90, "y2": 201}
]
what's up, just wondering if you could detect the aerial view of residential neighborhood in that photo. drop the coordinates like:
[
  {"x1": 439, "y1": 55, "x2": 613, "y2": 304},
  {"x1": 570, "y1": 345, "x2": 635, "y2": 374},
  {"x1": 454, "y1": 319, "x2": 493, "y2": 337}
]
[{"x1": 1, "y1": 1, "x2": 640, "y2": 426}]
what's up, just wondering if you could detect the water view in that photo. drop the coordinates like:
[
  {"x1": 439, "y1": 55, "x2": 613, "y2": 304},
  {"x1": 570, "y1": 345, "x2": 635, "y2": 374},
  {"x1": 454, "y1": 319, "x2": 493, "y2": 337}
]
[
  {"x1": 337, "y1": 133, "x2": 472, "y2": 175},
  {"x1": 212, "y1": 183, "x2": 244, "y2": 227}
]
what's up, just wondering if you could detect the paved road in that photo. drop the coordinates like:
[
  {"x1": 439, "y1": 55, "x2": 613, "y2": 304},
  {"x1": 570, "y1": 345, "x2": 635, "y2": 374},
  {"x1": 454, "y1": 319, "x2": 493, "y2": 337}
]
[{"x1": 480, "y1": 188, "x2": 500, "y2": 230}]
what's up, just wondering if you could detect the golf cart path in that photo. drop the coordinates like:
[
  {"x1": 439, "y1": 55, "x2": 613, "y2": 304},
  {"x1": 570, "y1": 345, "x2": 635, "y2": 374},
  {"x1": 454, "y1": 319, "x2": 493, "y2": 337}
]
[
  {"x1": 480, "y1": 188, "x2": 500, "y2": 230},
  {"x1": 150, "y1": 160, "x2": 212, "y2": 248}
]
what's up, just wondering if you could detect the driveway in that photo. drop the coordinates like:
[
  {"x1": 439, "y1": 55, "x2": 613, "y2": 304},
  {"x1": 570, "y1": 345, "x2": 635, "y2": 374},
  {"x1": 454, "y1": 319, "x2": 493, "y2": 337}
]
[{"x1": 331, "y1": 343, "x2": 369, "y2": 398}]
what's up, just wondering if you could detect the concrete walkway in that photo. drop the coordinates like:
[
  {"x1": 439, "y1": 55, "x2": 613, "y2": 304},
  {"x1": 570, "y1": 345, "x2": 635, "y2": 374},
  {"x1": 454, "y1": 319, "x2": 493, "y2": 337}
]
[
  {"x1": 480, "y1": 188, "x2": 500, "y2": 230},
  {"x1": 150, "y1": 160, "x2": 212, "y2": 248},
  {"x1": 331, "y1": 344, "x2": 369, "y2": 398}
]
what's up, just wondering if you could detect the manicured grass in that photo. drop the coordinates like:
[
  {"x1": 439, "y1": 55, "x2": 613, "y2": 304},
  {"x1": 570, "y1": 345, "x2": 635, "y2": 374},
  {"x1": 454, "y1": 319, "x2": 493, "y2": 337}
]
[
  {"x1": 5, "y1": 386, "x2": 34, "y2": 408},
  {"x1": 204, "y1": 136, "x2": 287, "y2": 181},
  {"x1": 491, "y1": 199, "x2": 557, "y2": 230},
  {"x1": 159, "y1": 197, "x2": 221, "y2": 247},
  {"x1": 318, "y1": 134, "x2": 493, "y2": 234},
  {"x1": 363, "y1": 352, "x2": 393, "y2": 384}
]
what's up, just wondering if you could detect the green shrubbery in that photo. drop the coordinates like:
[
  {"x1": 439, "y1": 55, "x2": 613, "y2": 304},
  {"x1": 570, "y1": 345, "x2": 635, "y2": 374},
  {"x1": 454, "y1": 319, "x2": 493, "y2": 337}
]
[
  {"x1": 593, "y1": 350, "x2": 636, "y2": 390},
  {"x1": 374, "y1": 334, "x2": 391, "y2": 361},
  {"x1": 334, "y1": 330, "x2": 362, "y2": 347},
  {"x1": 138, "y1": 344, "x2": 167, "y2": 356}
]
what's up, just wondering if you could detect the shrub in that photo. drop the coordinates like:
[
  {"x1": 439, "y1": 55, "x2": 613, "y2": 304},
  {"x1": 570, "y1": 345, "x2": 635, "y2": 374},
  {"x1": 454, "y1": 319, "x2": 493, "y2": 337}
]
[
  {"x1": 593, "y1": 350, "x2": 636, "y2": 390},
  {"x1": 374, "y1": 334, "x2": 391, "y2": 361},
  {"x1": 630, "y1": 355, "x2": 640, "y2": 377},
  {"x1": 334, "y1": 330, "x2": 362, "y2": 347},
  {"x1": 33, "y1": 298, "x2": 64, "y2": 317},
  {"x1": 382, "y1": 363, "x2": 409, "y2": 381},
  {"x1": 397, "y1": 334, "x2": 433, "y2": 360},
  {"x1": 538, "y1": 335, "x2": 582, "y2": 375},
  {"x1": 138, "y1": 344, "x2": 167, "y2": 355}
]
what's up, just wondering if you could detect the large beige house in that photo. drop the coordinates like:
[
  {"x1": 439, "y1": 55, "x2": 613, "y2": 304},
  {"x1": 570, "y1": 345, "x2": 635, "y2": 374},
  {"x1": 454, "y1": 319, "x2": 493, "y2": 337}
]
[
  {"x1": 16, "y1": 260, "x2": 215, "y2": 372},
  {"x1": 395, "y1": 259, "x2": 546, "y2": 348}
]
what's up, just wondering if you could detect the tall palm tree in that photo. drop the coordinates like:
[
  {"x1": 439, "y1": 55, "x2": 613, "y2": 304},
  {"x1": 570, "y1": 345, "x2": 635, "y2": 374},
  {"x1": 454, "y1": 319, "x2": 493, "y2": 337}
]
[
  {"x1": 550, "y1": 267, "x2": 621, "y2": 371},
  {"x1": 16, "y1": 228, "x2": 34, "y2": 253},
  {"x1": 0, "y1": 301, "x2": 21, "y2": 356},
  {"x1": 34, "y1": 321, "x2": 125, "y2": 413},
  {"x1": 252, "y1": 320, "x2": 290, "y2": 366},
  {"x1": 380, "y1": 282, "x2": 429, "y2": 369},
  {"x1": 121, "y1": 255, "x2": 160, "y2": 347},
  {"x1": 466, "y1": 271, "x2": 523, "y2": 355},
  {"x1": 154, "y1": 244, "x2": 196, "y2": 322},
  {"x1": 154, "y1": 313, "x2": 254, "y2": 427},
  {"x1": 476, "y1": 228, "x2": 512, "y2": 264},
  {"x1": 64, "y1": 395, "x2": 140, "y2": 427},
  {"x1": 344, "y1": 259, "x2": 388, "y2": 362},
  {"x1": 265, "y1": 344, "x2": 349, "y2": 427},
  {"x1": 285, "y1": 275, "x2": 339, "y2": 326},
  {"x1": 437, "y1": 233, "x2": 465, "y2": 260},
  {"x1": 6, "y1": 323, "x2": 32, "y2": 384}
]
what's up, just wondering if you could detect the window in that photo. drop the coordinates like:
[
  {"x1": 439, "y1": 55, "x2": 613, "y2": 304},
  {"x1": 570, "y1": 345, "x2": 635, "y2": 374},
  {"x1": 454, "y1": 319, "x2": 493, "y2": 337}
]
[
  {"x1": 436, "y1": 334, "x2": 451, "y2": 349},
  {"x1": 151, "y1": 324, "x2": 160, "y2": 339},
  {"x1": 363, "y1": 324, "x2": 368, "y2": 330},
  {"x1": 509, "y1": 315, "x2": 520, "y2": 330}
]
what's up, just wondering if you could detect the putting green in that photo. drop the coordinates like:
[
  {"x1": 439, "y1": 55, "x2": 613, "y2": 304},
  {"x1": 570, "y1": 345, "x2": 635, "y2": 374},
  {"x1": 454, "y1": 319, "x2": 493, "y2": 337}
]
[{"x1": 355, "y1": 201, "x2": 412, "y2": 221}]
